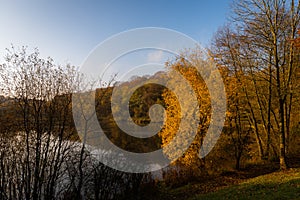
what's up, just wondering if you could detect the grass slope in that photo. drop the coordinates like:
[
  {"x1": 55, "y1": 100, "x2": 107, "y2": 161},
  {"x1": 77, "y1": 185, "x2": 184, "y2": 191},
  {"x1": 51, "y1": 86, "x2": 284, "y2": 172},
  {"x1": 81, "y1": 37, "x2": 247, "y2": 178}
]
[{"x1": 191, "y1": 168, "x2": 300, "y2": 200}]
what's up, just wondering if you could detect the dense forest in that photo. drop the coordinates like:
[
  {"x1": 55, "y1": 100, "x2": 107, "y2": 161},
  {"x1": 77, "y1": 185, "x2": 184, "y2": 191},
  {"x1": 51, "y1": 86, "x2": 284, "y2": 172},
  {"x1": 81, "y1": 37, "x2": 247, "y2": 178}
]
[{"x1": 0, "y1": 0, "x2": 300, "y2": 199}]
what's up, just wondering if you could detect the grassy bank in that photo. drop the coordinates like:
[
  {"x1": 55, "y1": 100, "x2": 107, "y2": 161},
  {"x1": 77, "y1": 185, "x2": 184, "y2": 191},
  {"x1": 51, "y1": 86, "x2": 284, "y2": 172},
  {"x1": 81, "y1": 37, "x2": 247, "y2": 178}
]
[{"x1": 191, "y1": 168, "x2": 300, "y2": 200}]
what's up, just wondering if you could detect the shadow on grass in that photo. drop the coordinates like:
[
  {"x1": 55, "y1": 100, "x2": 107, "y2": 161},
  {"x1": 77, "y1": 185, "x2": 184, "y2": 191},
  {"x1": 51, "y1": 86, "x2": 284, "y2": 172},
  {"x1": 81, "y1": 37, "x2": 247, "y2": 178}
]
[{"x1": 192, "y1": 171, "x2": 300, "y2": 200}]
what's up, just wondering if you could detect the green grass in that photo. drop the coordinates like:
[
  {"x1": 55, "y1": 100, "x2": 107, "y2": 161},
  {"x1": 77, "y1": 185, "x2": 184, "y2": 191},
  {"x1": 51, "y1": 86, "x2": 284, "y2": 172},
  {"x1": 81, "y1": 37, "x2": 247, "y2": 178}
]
[{"x1": 190, "y1": 168, "x2": 300, "y2": 200}]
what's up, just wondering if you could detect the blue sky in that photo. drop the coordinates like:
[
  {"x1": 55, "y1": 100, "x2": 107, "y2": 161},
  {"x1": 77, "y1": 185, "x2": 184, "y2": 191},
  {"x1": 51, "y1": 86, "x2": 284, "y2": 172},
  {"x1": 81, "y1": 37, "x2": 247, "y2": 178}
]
[{"x1": 0, "y1": 0, "x2": 231, "y2": 80}]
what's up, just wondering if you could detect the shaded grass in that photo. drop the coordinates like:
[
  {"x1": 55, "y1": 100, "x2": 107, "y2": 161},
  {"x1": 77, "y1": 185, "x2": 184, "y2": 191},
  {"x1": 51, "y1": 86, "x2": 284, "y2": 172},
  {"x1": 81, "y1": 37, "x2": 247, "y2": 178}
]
[{"x1": 190, "y1": 168, "x2": 300, "y2": 200}]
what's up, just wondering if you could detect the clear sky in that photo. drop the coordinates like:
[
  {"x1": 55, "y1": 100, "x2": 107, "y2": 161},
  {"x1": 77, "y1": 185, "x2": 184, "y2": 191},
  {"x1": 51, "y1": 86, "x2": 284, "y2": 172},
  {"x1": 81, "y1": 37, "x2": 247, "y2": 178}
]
[{"x1": 0, "y1": 0, "x2": 231, "y2": 80}]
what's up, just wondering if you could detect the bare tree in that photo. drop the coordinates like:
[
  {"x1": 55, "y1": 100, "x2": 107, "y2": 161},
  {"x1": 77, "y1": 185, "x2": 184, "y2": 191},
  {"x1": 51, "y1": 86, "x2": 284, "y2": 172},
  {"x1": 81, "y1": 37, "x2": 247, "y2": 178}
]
[
  {"x1": 0, "y1": 46, "x2": 81, "y2": 199},
  {"x1": 212, "y1": 0, "x2": 300, "y2": 170}
]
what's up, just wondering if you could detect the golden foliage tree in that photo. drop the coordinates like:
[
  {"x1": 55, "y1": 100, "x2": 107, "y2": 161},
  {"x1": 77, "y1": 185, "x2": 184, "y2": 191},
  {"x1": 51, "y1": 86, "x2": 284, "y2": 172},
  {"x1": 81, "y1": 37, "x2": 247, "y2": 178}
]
[{"x1": 159, "y1": 50, "x2": 212, "y2": 174}]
